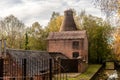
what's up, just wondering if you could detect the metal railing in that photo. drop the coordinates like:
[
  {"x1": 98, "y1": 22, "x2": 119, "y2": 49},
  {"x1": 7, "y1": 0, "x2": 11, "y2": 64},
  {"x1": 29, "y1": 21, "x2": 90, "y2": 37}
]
[{"x1": 0, "y1": 58, "x2": 67, "y2": 80}]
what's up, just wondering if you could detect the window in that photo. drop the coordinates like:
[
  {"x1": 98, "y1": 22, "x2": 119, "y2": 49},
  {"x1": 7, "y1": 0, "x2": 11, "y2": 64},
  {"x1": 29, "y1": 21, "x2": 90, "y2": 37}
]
[
  {"x1": 72, "y1": 52, "x2": 79, "y2": 58},
  {"x1": 72, "y1": 41, "x2": 79, "y2": 49}
]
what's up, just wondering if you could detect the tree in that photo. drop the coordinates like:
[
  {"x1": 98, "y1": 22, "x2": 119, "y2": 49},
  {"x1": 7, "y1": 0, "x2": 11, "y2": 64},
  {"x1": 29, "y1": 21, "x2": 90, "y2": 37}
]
[
  {"x1": 45, "y1": 12, "x2": 63, "y2": 32},
  {"x1": 25, "y1": 32, "x2": 29, "y2": 50},
  {"x1": 46, "y1": 10, "x2": 77, "y2": 32},
  {"x1": 27, "y1": 22, "x2": 47, "y2": 50},
  {"x1": 93, "y1": 0, "x2": 119, "y2": 17},
  {"x1": 92, "y1": 0, "x2": 120, "y2": 26},
  {"x1": 113, "y1": 27, "x2": 120, "y2": 60},
  {"x1": 75, "y1": 10, "x2": 86, "y2": 30},
  {"x1": 50, "y1": 12, "x2": 60, "y2": 20},
  {"x1": 93, "y1": 0, "x2": 120, "y2": 59},
  {"x1": 79, "y1": 13, "x2": 113, "y2": 63},
  {"x1": 0, "y1": 15, "x2": 25, "y2": 49}
]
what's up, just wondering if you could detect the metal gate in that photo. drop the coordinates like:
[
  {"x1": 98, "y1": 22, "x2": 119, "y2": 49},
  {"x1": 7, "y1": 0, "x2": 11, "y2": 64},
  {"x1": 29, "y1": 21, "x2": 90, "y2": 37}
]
[{"x1": 0, "y1": 58, "x2": 67, "y2": 80}]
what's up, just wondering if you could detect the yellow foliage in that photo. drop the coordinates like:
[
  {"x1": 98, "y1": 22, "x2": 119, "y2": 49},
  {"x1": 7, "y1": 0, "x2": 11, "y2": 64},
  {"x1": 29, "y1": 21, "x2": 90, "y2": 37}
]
[
  {"x1": 117, "y1": 0, "x2": 120, "y2": 17},
  {"x1": 47, "y1": 16, "x2": 63, "y2": 32},
  {"x1": 113, "y1": 28, "x2": 120, "y2": 60}
]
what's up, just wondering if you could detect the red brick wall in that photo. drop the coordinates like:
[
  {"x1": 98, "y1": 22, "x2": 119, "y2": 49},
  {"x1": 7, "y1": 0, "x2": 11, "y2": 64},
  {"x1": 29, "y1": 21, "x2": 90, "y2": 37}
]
[
  {"x1": 34, "y1": 75, "x2": 43, "y2": 80},
  {"x1": 78, "y1": 61, "x2": 88, "y2": 73},
  {"x1": 47, "y1": 39, "x2": 87, "y2": 59},
  {"x1": 84, "y1": 36, "x2": 88, "y2": 63}
]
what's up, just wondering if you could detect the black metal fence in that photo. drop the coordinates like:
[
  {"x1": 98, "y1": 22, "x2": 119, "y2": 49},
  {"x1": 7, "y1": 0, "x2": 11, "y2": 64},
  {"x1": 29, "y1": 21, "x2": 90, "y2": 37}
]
[
  {"x1": 60, "y1": 59, "x2": 78, "y2": 73},
  {"x1": 0, "y1": 58, "x2": 67, "y2": 80}
]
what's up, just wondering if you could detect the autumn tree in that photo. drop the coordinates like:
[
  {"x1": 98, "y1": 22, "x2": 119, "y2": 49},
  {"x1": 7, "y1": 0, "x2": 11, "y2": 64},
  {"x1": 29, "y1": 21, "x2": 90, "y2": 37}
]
[
  {"x1": 0, "y1": 15, "x2": 25, "y2": 49},
  {"x1": 93, "y1": 0, "x2": 120, "y2": 27},
  {"x1": 45, "y1": 12, "x2": 63, "y2": 32},
  {"x1": 93, "y1": 0, "x2": 119, "y2": 17},
  {"x1": 77, "y1": 11, "x2": 113, "y2": 63},
  {"x1": 27, "y1": 22, "x2": 46, "y2": 50},
  {"x1": 93, "y1": 0, "x2": 120, "y2": 60},
  {"x1": 45, "y1": 10, "x2": 78, "y2": 32},
  {"x1": 113, "y1": 28, "x2": 120, "y2": 60}
]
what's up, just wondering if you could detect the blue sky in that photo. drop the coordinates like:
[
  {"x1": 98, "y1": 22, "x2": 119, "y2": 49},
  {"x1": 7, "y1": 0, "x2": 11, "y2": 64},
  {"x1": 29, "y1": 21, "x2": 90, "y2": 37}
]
[{"x1": 0, "y1": 0, "x2": 104, "y2": 27}]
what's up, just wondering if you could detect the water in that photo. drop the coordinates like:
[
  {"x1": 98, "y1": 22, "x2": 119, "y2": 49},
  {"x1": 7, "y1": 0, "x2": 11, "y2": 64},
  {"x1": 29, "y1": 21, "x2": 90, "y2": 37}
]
[
  {"x1": 107, "y1": 70, "x2": 118, "y2": 80},
  {"x1": 96, "y1": 69, "x2": 120, "y2": 80}
]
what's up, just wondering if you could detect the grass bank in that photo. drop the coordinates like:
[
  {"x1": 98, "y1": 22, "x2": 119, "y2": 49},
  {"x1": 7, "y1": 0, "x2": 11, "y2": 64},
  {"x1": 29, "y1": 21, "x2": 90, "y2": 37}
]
[{"x1": 67, "y1": 64, "x2": 102, "y2": 80}]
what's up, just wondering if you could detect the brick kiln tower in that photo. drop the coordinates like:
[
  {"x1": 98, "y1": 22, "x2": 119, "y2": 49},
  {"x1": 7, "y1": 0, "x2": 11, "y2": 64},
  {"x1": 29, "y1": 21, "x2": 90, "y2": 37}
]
[
  {"x1": 59, "y1": 9, "x2": 77, "y2": 31},
  {"x1": 47, "y1": 9, "x2": 88, "y2": 63}
]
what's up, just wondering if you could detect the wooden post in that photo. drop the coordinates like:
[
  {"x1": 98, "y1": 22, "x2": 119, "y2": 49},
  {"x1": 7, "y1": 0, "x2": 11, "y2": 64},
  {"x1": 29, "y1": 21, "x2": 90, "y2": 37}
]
[
  {"x1": 49, "y1": 59, "x2": 52, "y2": 80},
  {"x1": 0, "y1": 40, "x2": 2, "y2": 56},
  {"x1": 0, "y1": 59, "x2": 3, "y2": 80},
  {"x1": 22, "y1": 59, "x2": 26, "y2": 80}
]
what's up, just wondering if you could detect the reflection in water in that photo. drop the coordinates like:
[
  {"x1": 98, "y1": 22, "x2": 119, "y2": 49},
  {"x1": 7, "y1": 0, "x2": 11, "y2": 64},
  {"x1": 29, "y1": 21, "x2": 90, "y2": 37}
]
[
  {"x1": 96, "y1": 69, "x2": 119, "y2": 80},
  {"x1": 107, "y1": 70, "x2": 118, "y2": 80}
]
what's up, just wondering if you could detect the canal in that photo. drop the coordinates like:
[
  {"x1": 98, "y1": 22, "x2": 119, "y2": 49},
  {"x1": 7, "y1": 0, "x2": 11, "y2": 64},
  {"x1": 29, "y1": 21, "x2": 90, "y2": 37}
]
[
  {"x1": 95, "y1": 69, "x2": 120, "y2": 80},
  {"x1": 95, "y1": 61, "x2": 120, "y2": 80}
]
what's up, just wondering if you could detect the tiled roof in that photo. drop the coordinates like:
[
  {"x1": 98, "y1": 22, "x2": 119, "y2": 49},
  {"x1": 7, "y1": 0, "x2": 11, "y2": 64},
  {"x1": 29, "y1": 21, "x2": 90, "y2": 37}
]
[
  {"x1": 6, "y1": 49, "x2": 52, "y2": 76},
  {"x1": 47, "y1": 30, "x2": 86, "y2": 40},
  {"x1": 49, "y1": 52, "x2": 69, "y2": 60}
]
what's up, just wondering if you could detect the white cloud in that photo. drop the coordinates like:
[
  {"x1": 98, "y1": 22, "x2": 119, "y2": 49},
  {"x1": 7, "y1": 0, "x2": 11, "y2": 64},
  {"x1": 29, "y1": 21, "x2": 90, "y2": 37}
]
[{"x1": 0, "y1": 0, "x2": 103, "y2": 27}]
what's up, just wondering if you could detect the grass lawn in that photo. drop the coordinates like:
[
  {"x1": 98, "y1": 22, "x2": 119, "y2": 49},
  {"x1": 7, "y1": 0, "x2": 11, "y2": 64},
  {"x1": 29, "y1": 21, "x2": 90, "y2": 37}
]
[{"x1": 67, "y1": 64, "x2": 102, "y2": 80}]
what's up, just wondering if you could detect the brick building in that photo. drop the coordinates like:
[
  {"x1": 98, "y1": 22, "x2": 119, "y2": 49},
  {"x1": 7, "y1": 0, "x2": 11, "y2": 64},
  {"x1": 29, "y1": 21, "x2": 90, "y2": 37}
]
[
  {"x1": 47, "y1": 9, "x2": 88, "y2": 73},
  {"x1": 0, "y1": 48, "x2": 68, "y2": 80},
  {"x1": 47, "y1": 9, "x2": 88, "y2": 62},
  {"x1": 0, "y1": 9, "x2": 89, "y2": 80},
  {"x1": 4, "y1": 49, "x2": 51, "y2": 80}
]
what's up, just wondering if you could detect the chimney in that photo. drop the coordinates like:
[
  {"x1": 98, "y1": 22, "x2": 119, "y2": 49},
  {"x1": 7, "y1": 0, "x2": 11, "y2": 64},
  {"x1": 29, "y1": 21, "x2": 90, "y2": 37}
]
[{"x1": 59, "y1": 9, "x2": 78, "y2": 32}]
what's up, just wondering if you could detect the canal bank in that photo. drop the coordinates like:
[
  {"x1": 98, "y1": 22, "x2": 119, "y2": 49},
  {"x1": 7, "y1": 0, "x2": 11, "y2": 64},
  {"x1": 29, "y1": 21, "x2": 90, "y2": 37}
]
[
  {"x1": 64, "y1": 62, "x2": 120, "y2": 80},
  {"x1": 94, "y1": 61, "x2": 120, "y2": 80},
  {"x1": 66, "y1": 64, "x2": 102, "y2": 80}
]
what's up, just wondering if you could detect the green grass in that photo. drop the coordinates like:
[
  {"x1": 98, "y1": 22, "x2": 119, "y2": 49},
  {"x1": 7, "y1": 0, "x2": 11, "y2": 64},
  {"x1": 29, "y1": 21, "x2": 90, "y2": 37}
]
[
  {"x1": 106, "y1": 62, "x2": 114, "y2": 69},
  {"x1": 67, "y1": 64, "x2": 102, "y2": 80}
]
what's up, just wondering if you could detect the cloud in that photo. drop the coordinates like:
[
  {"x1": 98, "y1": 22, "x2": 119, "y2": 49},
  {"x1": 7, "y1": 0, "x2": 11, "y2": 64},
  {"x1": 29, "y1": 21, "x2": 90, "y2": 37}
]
[
  {"x1": 0, "y1": 0, "x2": 23, "y2": 8},
  {"x1": 0, "y1": 0, "x2": 103, "y2": 27}
]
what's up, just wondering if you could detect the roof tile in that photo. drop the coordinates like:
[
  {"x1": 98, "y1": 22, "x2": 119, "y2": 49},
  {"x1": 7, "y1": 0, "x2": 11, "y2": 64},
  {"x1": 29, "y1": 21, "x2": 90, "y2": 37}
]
[{"x1": 47, "y1": 30, "x2": 86, "y2": 40}]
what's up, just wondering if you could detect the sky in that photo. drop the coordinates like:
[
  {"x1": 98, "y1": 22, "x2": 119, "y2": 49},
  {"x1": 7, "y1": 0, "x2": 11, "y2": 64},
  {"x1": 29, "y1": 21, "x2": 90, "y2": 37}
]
[{"x1": 0, "y1": 0, "x2": 104, "y2": 27}]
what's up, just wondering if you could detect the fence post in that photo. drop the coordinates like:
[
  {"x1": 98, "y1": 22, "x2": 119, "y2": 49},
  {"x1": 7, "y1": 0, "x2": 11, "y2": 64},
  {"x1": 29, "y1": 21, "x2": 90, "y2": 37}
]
[
  {"x1": 49, "y1": 59, "x2": 52, "y2": 80},
  {"x1": 22, "y1": 59, "x2": 26, "y2": 80},
  {"x1": 0, "y1": 59, "x2": 3, "y2": 80}
]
